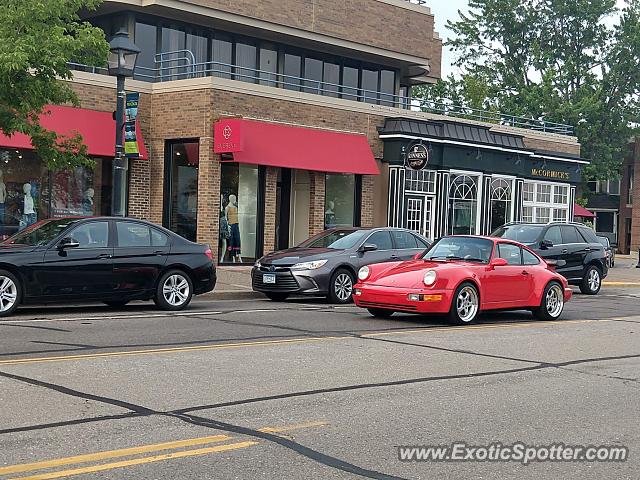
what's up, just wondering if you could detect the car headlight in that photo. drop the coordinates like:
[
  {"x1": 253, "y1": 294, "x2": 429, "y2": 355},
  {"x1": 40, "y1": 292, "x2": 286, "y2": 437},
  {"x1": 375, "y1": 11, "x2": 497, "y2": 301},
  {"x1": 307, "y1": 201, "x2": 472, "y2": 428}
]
[
  {"x1": 358, "y1": 266, "x2": 370, "y2": 281},
  {"x1": 290, "y1": 259, "x2": 328, "y2": 271},
  {"x1": 254, "y1": 260, "x2": 262, "y2": 268},
  {"x1": 423, "y1": 270, "x2": 437, "y2": 286}
]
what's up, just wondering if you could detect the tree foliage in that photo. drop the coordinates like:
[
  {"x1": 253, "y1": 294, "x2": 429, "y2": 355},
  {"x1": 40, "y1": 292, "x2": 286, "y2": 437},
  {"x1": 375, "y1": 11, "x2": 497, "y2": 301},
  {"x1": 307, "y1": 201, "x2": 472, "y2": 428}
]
[
  {"x1": 0, "y1": 0, "x2": 109, "y2": 170},
  {"x1": 416, "y1": 0, "x2": 640, "y2": 180}
]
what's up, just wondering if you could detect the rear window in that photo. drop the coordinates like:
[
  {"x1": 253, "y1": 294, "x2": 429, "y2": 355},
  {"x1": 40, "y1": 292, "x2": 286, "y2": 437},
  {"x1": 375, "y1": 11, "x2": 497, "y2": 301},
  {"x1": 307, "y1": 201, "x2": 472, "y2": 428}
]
[
  {"x1": 392, "y1": 231, "x2": 418, "y2": 249},
  {"x1": 580, "y1": 227, "x2": 599, "y2": 243},
  {"x1": 492, "y1": 225, "x2": 544, "y2": 244}
]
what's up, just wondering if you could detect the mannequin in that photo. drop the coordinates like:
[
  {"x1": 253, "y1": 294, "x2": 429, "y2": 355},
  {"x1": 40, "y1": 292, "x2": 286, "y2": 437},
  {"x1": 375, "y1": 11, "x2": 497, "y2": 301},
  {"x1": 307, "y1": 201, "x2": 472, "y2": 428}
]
[
  {"x1": 226, "y1": 194, "x2": 242, "y2": 263},
  {"x1": 22, "y1": 183, "x2": 36, "y2": 229},
  {"x1": 219, "y1": 195, "x2": 230, "y2": 263},
  {"x1": 325, "y1": 200, "x2": 336, "y2": 229},
  {"x1": 0, "y1": 170, "x2": 6, "y2": 222},
  {"x1": 82, "y1": 188, "x2": 95, "y2": 215}
]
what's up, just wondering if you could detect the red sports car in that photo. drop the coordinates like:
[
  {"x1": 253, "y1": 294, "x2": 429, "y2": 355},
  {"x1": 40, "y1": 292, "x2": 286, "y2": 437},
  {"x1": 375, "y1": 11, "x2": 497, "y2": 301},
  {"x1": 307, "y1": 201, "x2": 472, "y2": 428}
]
[{"x1": 353, "y1": 235, "x2": 572, "y2": 324}]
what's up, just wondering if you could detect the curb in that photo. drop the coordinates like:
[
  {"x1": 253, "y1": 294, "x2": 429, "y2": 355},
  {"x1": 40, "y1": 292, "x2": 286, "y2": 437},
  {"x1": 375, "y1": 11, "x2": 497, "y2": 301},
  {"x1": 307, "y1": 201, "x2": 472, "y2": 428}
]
[{"x1": 201, "y1": 290, "x2": 263, "y2": 300}]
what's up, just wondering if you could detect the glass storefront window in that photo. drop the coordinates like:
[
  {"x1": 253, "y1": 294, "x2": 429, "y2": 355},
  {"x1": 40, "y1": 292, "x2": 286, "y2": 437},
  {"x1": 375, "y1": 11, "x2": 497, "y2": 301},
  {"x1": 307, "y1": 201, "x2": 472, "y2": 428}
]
[
  {"x1": 325, "y1": 174, "x2": 356, "y2": 229},
  {"x1": 449, "y1": 174, "x2": 479, "y2": 235},
  {"x1": 219, "y1": 163, "x2": 259, "y2": 263},
  {"x1": 165, "y1": 141, "x2": 199, "y2": 242},
  {"x1": 490, "y1": 178, "x2": 512, "y2": 232},
  {"x1": 0, "y1": 149, "x2": 112, "y2": 240}
]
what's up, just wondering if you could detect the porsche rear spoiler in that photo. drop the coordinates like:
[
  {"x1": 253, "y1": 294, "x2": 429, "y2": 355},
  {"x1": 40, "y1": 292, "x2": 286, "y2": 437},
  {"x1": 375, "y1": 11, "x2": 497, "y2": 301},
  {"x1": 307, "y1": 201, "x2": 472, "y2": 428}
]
[{"x1": 546, "y1": 259, "x2": 566, "y2": 269}]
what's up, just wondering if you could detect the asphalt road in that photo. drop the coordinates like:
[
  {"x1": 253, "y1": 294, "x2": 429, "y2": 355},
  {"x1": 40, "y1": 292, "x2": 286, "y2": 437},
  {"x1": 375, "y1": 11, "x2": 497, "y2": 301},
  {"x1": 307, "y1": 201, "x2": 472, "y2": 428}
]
[{"x1": 0, "y1": 287, "x2": 639, "y2": 480}]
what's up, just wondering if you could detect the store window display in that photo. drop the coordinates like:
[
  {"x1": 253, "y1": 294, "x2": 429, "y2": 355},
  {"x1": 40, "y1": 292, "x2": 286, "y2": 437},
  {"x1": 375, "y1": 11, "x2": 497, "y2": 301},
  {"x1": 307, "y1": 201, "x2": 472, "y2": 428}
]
[
  {"x1": 164, "y1": 141, "x2": 199, "y2": 242},
  {"x1": 219, "y1": 163, "x2": 259, "y2": 263},
  {"x1": 325, "y1": 174, "x2": 357, "y2": 228}
]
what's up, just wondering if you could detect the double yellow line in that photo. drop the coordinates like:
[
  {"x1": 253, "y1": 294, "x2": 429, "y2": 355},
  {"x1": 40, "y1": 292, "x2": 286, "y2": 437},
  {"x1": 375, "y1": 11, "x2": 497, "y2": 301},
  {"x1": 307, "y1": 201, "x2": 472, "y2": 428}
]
[{"x1": 1, "y1": 422, "x2": 326, "y2": 479}]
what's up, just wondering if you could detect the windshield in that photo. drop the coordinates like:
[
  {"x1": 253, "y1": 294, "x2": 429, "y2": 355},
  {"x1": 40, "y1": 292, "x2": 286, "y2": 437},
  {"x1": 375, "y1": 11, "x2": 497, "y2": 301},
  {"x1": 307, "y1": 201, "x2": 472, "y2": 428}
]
[
  {"x1": 422, "y1": 236, "x2": 494, "y2": 263},
  {"x1": 299, "y1": 230, "x2": 369, "y2": 250},
  {"x1": 2, "y1": 219, "x2": 77, "y2": 247},
  {"x1": 492, "y1": 225, "x2": 544, "y2": 244}
]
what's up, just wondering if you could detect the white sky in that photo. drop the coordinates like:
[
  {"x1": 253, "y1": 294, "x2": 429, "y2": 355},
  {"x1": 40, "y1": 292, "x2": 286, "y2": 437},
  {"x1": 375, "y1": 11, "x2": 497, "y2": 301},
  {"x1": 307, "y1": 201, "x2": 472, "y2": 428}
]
[{"x1": 428, "y1": 0, "x2": 628, "y2": 78}]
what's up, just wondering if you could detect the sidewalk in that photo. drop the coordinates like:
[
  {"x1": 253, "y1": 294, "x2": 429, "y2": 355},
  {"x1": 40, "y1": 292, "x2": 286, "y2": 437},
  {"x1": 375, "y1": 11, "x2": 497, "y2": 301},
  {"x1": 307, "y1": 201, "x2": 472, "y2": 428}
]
[{"x1": 604, "y1": 254, "x2": 640, "y2": 286}]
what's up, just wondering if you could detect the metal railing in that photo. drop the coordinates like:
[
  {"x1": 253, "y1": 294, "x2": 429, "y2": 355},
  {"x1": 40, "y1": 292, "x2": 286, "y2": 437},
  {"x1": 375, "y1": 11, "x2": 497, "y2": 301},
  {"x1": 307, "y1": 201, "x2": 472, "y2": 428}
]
[{"x1": 68, "y1": 51, "x2": 574, "y2": 135}]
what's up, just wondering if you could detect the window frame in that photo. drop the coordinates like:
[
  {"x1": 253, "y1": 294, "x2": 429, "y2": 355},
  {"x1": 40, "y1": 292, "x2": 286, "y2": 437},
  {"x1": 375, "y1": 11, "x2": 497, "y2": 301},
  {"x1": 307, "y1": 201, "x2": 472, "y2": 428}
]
[
  {"x1": 67, "y1": 220, "x2": 111, "y2": 249},
  {"x1": 362, "y1": 230, "x2": 394, "y2": 252}
]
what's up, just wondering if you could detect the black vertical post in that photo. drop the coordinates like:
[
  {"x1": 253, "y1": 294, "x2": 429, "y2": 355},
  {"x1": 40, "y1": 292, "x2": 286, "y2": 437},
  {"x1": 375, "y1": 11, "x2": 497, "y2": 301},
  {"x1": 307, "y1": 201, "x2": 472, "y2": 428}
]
[
  {"x1": 112, "y1": 74, "x2": 128, "y2": 217},
  {"x1": 636, "y1": 248, "x2": 640, "y2": 268}
]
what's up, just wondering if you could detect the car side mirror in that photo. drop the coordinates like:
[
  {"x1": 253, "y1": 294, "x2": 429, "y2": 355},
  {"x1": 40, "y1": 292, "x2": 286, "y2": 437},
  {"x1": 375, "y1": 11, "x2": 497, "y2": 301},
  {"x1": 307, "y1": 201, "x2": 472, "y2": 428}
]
[
  {"x1": 359, "y1": 243, "x2": 378, "y2": 253},
  {"x1": 540, "y1": 239, "x2": 553, "y2": 250},
  {"x1": 490, "y1": 257, "x2": 508, "y2": 268},
  {"x1": 58, "y1": 237, "x2": 80, "y2": 250}
]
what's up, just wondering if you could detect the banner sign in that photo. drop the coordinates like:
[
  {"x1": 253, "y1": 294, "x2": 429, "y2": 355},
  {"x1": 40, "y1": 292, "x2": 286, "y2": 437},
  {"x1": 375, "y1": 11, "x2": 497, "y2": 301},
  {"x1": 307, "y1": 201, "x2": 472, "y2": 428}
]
[{"x1": 124, "y1": 93, "x2": 140, "y2": 158}]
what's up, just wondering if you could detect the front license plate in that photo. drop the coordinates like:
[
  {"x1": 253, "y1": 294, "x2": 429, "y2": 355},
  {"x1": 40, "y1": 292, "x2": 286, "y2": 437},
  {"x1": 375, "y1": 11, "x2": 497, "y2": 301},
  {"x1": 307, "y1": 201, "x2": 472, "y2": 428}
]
[{"x1": 263, "y1": 273, "x2": 276, "y2": 284}]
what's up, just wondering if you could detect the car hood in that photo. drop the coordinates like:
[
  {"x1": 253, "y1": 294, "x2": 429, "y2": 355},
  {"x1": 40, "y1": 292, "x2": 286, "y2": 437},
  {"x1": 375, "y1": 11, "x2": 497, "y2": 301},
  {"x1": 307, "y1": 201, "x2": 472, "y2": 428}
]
[
  {"x1": 260, "y1": 247, "x2": 342, "y2": 266},
  {"x1": 368, "y1": 260, "x2": 481, "y2": 288},
  {"x1": 0, "y1": 244, "x2": 38, "y2": 254}
]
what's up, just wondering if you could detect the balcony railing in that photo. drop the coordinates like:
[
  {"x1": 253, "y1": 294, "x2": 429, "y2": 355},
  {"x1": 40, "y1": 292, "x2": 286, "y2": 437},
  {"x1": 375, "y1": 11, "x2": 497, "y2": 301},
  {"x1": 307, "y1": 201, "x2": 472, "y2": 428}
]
[{"x1": 68, "y1": 52, "x2": 574, "y2": 135}]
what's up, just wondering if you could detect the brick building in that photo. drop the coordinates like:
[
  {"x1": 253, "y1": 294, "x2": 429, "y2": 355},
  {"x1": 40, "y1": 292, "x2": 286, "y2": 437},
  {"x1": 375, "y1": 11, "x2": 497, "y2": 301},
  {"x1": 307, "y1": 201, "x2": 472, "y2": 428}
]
[
  {"x1": 0, "y1": 0, "x2": 585, "y2": 265},
  {"x1": 617, "y1": 139, "x2": 639, "y2": 254}
]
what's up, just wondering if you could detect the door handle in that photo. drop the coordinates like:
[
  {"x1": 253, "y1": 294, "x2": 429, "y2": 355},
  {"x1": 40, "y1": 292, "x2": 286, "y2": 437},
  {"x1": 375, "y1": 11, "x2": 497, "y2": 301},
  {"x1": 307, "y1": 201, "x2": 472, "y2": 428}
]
[
  {"x1": 97, "y1": 253, "x2": 112, "y2": 259},
  {"x1": 562, "y1": 249, "x2": 568, "y2": 254},
  {"x1": 521, "y1": 270, "x2": 530, "y2": 275},
  {"x1": 154, "y1": 250, "x2": 165, "y2": 255}
]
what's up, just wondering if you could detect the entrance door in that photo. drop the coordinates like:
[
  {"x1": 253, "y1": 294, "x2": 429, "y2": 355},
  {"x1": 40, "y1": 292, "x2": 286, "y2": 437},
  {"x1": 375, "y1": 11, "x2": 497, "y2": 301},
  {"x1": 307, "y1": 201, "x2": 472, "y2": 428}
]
[
  {"x1": 290, "y1": 170, "x2": 310, "y2": 246},
  {"x1": 405, "y1": 195, "x2": 433, "y2": 240}
]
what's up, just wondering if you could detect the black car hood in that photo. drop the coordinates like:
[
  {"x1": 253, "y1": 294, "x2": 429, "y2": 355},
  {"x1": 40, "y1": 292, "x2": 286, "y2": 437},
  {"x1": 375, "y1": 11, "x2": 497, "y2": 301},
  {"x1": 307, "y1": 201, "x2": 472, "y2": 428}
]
[
  {"x1": 0, "y1": 244, "x2": 38, "y2": 254},
  {"x1": 261, "y1": 247, "x2": 342, "y2": 265}
]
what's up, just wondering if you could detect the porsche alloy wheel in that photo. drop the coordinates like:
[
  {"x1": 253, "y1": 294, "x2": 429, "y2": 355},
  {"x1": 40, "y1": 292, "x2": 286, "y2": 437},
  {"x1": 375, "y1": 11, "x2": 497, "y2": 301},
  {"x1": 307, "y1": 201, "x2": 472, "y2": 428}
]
[
  {"x1": 534, "y1": 282, "x2": 565, "y2": 320},
  {"x1": 448, "y1": 283, "x2": 479, "y2": 325}
]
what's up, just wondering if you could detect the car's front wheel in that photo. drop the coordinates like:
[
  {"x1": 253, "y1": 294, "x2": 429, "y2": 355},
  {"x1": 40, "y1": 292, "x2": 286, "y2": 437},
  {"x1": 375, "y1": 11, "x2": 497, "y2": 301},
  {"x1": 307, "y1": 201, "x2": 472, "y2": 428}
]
[
  {"x1": 154, "y1": 270, "x2": 193, "y2": 311},
  {"x1": 0, "y1": 270, "x2": 20, "y2": 317},
  {"x1": 579, "y1": 265, "x2": 602, "y2": 295},
  {"x1": 367, "y1": 308, "x2": 394, "y2": 319},
  {"x1": 328, "y1": 268, "x2": 355, "y2": 304},
  {"x1": 448, "y1": 282, "x2": 479, "y2": 325},
  {"x1": 265, "y1": 292, "x2": 289, "y2": 302},
  {"x1": 533, "y1": 281, "x2": 565, "y2": 320}
]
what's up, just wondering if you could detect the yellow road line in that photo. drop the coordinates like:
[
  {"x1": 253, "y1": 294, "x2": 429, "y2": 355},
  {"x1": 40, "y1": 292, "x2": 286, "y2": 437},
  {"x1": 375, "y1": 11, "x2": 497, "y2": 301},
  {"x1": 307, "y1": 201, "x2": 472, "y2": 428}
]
[
  {"x1": 9, "y1": 442, "x2": 257, "y2": 480},
  {"x1": 258, "y1": 420, "x2": 327, "y2": 433},
  {"x1": 0, "y1": 319, "x2": 613, "y2": 367},
  {"x1": 603, "y1": 281, "x2": 640, "y2": 286},
  {"x1": 0, "y1": 435, "x2": 231, "y2": 475}
]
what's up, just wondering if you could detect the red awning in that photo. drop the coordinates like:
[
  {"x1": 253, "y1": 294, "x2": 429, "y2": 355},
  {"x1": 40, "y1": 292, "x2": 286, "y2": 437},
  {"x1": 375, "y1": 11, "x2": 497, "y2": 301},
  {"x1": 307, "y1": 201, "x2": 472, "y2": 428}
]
[
  {"x1": 213, "y1": 118, "x2": 379, "y2": 175},
  {"x1": 574, "y1": 203, "x2": 596, "y2": 218},
  {"x1": 0, "y1": 105, "x2": 148, "y2": 160}
]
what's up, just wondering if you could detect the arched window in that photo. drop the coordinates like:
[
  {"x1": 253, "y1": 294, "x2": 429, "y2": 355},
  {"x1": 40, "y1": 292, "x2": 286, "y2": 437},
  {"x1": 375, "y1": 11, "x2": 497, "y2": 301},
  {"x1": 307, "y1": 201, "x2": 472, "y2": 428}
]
[
  {"x1": 490, "y1": 178, "x2": 513, "y2": 232},
  {"x1": 448, "y1": 174, "x2": 479, "y2": 235}
]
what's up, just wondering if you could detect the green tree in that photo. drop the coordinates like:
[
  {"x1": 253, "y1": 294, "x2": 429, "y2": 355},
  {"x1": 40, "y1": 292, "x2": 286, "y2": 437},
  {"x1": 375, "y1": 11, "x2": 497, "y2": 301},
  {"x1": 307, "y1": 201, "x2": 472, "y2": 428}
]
[
  {"x1": 417, "y1": 0, "x2": 640, "y2": 180},
  {"x1": 0, "y1": 0, "x2": 109, "y2": 170}
]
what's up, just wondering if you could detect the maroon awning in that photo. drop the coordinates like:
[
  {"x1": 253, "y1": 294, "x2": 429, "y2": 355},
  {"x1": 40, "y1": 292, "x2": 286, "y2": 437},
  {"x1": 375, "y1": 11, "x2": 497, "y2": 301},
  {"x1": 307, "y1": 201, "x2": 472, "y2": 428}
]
[
  {"x1": 574, "y1": 204, "x2": 596, "y2": 218},
  {"x1": 213, "y1": 118, "x2": 379, "y2": 175}
]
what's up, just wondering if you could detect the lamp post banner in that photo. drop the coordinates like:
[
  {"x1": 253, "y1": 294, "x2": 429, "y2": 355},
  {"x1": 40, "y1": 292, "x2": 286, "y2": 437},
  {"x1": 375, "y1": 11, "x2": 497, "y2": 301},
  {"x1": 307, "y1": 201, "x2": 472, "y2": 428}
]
[{"x1": 124, "y1": 92, "x2": 140, "y2": 158}]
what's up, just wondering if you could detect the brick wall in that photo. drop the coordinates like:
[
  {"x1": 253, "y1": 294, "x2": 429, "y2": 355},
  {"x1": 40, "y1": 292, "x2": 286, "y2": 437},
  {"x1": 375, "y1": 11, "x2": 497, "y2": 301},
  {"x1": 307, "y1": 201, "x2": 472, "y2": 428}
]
[
  {"x1": 263, "y1": 167, "x2": 278, "y2": 254},
  {"x1": 632, "y1": 141, "x2": 640, "y2": 251},
  {"x1": 308, "y1": 172, "x2": 326, "y2": 236},
  {"x1": 361, "y1": 175, "x2": 376, "y2": 227},
  {"x1": 179, "y1": 0, "x2": 441, "y2": 76}
]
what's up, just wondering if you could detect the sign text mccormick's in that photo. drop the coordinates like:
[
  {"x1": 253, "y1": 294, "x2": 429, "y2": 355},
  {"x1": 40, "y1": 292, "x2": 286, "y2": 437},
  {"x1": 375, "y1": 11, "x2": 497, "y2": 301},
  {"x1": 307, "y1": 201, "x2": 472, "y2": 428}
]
[{"x1": 530, "y1": 167, "x2": 570, "y2": 180}]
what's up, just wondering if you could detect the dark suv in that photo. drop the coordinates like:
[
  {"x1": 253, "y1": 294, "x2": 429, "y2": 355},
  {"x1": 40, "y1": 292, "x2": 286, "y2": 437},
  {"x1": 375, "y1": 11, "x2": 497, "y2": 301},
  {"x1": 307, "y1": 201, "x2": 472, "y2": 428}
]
[{"x1": 492, "y1": 222, "x2": 608, "y2": 295}]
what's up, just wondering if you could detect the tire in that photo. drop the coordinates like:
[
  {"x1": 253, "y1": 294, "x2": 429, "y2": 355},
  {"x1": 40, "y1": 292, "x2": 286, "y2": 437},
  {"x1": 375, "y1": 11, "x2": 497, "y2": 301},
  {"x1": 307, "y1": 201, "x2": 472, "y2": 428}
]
[
  {"x1": 154, "y1": 269, "x2": 193, "y2": 311},
  {"x1": 327, "y1": 268, "x2": 355, "y2": 304},
  {"x1": 579, "y1": 265, "x2": 602, "y2": 295},
  {"x1": 265, "y1": 292, "x2": 289, "y2": 302},
  {"x1": 367, "y1": 308, "x2": 394, "y2": 319},
  {"x1": 533, "y1": 281, "x2": 565, "y2": 320},
  {"x1": 0, "y1": 269, "x2": 20, "y2": 317},
  {"x1": 103, "y1": 300, "x2": 129, "y2": 308},
  {"x1": 448, "y1": 282, "x2": 480, "y2": 325}
]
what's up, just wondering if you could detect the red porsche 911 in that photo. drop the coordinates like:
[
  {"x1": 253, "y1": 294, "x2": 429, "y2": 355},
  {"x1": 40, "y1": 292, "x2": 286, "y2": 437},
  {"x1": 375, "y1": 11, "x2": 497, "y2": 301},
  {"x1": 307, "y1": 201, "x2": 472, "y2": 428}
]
[{"x1": 353, "y1": 235, "x2": 572, "y2": 325}]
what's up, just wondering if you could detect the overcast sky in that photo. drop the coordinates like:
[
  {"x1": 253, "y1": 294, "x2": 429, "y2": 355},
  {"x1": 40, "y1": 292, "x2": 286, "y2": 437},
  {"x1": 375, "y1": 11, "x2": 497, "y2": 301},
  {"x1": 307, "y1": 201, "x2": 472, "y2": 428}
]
[{"x1": 428, "y1": 0, "x2": 628, "y2": 78}]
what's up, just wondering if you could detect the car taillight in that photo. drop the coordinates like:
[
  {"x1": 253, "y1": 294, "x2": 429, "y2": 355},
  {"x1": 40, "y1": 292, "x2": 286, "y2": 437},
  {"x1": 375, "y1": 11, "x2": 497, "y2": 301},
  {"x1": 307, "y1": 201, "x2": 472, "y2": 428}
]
[{"x1": 204, "y1": 247, "x2": 213, "y2": 261}]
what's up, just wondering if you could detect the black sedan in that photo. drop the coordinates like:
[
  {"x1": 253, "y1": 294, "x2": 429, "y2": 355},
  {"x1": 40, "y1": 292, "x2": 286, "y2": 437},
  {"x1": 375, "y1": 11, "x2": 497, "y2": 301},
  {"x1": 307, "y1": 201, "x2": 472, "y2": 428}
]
[
  {"x1": 0, "y1": 217, "x2": 216, "y2": 317},
  {"x1": 252, "y1": 227, "x2": 430, "y2": 303}
]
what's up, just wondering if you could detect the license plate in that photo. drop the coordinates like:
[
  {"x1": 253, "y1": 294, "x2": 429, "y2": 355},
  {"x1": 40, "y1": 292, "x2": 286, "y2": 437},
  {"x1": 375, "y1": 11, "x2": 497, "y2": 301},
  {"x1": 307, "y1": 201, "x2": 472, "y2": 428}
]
[{"x1": 263, "y1": 273, "x2": 276, "y2": 284}]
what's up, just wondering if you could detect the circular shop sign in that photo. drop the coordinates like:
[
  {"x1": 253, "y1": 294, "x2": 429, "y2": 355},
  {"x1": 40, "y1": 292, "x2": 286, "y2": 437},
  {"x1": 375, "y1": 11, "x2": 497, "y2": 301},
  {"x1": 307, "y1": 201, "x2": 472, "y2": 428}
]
[{"x1": 406, "y1": 143, "x2": 429, "y2": 170}]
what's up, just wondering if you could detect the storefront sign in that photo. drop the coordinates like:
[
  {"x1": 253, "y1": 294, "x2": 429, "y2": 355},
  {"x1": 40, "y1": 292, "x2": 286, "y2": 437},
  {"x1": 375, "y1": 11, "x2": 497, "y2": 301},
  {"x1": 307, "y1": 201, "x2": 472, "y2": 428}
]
[
  {"x1": 405, "y1": 143, "x2": 429, "y2": 170},
  {"x1": 214, "y1": 119, "x2": 244, "y2": 153},
  {"x1": 124, "y1": 93, "x2": 140, "y2": 158},
  {"x1": 530, "y1": 167, "x2": 570, "y2": 180}
]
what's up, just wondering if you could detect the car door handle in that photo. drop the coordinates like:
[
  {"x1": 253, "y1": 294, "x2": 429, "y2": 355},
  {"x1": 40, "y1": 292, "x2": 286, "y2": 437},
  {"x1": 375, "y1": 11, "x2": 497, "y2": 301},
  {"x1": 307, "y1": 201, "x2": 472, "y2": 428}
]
[
  {"x1": 154, "y1": 250, "x2": 165, "y2": 255},
  {"x1": 97, "y1": 253, "x2": 112, "y2": 259},
  {"x1": 562, "y1": 249, "x2": 568, "y2": 254},
  {"x1": 521, "y1": 270, "x2": 530, "y2": 275}
]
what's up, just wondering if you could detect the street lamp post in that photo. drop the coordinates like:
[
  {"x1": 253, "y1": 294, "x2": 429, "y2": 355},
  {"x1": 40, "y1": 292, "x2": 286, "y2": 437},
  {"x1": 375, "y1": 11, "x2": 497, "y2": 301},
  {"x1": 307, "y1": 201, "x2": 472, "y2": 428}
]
[{"x1": 107, "y1": 30, "x2": 140, "y2": 217}]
